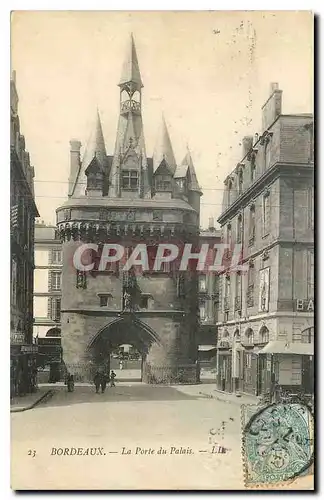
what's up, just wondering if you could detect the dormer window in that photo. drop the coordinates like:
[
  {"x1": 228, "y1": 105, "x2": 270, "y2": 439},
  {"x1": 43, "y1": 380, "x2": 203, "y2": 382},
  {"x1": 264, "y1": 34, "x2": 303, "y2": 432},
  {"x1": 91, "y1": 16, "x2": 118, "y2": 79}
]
[
  {"x1": 87, "y1": 172, "x2": 103, "y2": 190},
  {"x1": 85, "y1": 156, "x2": 103, "y2": 192},
  {"x1": 122, "y1": 170, "x2": 138, "y2": 190},
  {"x1": 155, "y1": 174, "x2": 172, "y2": 192},
  {"x1": 176, "y1": 178, "x2": 186, "y2": 192}
]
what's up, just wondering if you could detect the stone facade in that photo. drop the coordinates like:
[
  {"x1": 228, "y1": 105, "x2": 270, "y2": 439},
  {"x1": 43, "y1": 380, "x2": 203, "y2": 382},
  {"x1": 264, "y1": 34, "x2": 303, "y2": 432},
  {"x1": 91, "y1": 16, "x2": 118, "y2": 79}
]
[
  {"x1": 216, "y1": 83, "x2": 314, "y2": 395},
  {"x1": 56, "y1": 35, "x2": 202, "y2": 383},
  {"x1": 10, "y1": 70, "x2": 39, "y2": 396}
]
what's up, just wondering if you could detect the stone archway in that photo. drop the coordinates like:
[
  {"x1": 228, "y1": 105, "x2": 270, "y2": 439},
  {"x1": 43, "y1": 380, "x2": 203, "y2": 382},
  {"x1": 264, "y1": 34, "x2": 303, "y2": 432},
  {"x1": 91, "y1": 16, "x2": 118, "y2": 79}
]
[{"x1": 87, "y1": 316, "x2": 161, "y2": 382}]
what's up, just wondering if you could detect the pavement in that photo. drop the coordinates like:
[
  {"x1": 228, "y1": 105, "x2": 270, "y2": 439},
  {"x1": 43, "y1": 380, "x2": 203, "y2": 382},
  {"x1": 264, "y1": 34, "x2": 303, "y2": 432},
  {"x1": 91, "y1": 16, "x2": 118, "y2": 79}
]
[
  {"x1": 10, "y1": 387, "x2": 55, "y2": 413},
  {"x1": 174, "y1": 384, "x2": 259, "y2": 406},
  {"x1": 10, "y1": 382, "x2": 313, "y2": 490}
]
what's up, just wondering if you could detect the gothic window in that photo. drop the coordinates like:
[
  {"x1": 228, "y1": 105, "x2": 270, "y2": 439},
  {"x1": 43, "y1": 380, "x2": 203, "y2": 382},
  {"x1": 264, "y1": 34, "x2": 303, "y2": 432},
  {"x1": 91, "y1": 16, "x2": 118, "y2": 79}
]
[
  {"x1": 259, "y1": 326, "x2": 269, "y2": 344},
  {"x1": 262, "y1": 191, "x2": 270, "y2": 236},
  {"x1": 155, "y1": 174, "x2": 172, "y2": 192},
  {"x1": 122, "y1": 170, "x2": 138, "y2": 190},
  {"x1": 307, "y1": 250, "x2": 314, "y2": 299},
  {"x1": 249, "y1": 205, "x2": 255, "y2": 246},
  {"x1": 237, "y1": 215, "x2": 243, "y2": 244}
]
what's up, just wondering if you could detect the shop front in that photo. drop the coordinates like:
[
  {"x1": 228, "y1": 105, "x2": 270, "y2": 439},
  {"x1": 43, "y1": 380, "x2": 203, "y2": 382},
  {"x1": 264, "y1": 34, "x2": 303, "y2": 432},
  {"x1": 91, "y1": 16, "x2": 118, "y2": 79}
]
[
  {"x1": 10, "y1": 337, "x2": 38, "y2": 398},
  {"x1": 216, "y1": 339, "x2": 232, "y2": 392},
  {"x1": 258, "y1": 340, "x2": 314, "y2": 396}
]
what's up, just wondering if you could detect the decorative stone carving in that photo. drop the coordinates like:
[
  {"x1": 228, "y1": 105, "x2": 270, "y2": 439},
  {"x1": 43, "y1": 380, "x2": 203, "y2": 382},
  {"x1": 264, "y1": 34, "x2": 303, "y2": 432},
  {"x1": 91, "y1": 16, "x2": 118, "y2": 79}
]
[{"x1": 76, "y1": 270, "x2": 87, "y2": 289}]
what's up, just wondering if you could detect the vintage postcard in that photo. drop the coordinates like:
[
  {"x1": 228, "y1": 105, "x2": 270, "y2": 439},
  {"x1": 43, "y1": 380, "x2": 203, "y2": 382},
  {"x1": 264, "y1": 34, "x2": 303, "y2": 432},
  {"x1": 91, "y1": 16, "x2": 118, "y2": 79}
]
[{"x1": 10, "y1": 10, "x2": 314, "y2": 490}]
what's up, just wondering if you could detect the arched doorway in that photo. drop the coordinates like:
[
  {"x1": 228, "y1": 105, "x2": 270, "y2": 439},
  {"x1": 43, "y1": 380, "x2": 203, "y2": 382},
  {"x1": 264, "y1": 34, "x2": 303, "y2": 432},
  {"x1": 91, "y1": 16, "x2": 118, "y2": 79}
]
[{"x1": 88, "y1": 316, "x2": 161, "y2": 382}]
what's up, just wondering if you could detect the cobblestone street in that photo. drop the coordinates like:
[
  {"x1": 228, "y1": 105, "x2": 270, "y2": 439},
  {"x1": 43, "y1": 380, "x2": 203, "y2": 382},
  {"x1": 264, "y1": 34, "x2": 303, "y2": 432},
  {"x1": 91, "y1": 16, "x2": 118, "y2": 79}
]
[{"x1": 11, "y1": 382, "x2": 245, "y2": 490}]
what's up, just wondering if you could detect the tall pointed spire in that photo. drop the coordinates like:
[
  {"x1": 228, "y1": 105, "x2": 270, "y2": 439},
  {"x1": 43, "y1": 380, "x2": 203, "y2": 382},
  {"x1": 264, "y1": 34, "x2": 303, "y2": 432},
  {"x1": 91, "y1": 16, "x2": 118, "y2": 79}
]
[
  {"x1": 72, "y1": 110, "x2": 107, "y2": 197},
  {"x1": 180, "y1": 147, "x2": 202, "y2": 193},
  {"x1": 119, "y1": 33, "x2": 143, "y2": 89},
  {"x1": 153, "y1": 114, "x2": 177, "y2": 174}
]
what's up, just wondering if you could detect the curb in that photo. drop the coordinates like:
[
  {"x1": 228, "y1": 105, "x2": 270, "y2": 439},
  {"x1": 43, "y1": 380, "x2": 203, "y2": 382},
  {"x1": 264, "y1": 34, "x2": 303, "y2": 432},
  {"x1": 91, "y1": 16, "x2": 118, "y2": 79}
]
[{"x1": 10, "y1": 389, "x2": 55, "y2": 413}]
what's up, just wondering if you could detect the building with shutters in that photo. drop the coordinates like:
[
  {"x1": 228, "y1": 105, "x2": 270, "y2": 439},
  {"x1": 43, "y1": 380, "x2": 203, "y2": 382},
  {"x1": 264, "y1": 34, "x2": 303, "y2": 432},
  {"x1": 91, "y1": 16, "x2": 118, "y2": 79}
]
[
  {"x1": 56, "y1": 34, "x2": 202, "y2": 383},
  {"x1": 33, "y1": 222, "x2": 62, "y2": 339},
  {"x1": 197, "y1": 219, "x2": 221, "y2": 366},
  {"x1": 216, "y1": 83, "x2": 314, "y2": 396},
  {"x1": 10, "y1": 70, "x2": 39, "y2": 396}
]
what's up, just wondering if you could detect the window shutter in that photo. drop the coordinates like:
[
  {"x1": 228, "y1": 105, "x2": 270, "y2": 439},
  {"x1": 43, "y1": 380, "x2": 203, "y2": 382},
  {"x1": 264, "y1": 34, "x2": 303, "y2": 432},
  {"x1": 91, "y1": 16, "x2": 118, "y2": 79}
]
[{"x1": 48, "y1": 270, "x2": 53, "y2": 292}]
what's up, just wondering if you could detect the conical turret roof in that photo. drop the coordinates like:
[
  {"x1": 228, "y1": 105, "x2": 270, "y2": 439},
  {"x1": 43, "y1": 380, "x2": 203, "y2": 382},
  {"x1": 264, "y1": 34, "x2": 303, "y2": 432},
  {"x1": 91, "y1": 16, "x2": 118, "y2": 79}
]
[
  {"x1": 72, "y1": 110, "x2": 107, "y2": 197},
  {"x1": 179, "y1": 147, "x2": 202, "y2": 193},
  {"x1": 119, "y1": 33, "x2": 143, "y2": 88},
  {"x1": 153, "y1": 115, "x2": 177, "y2": 174}
]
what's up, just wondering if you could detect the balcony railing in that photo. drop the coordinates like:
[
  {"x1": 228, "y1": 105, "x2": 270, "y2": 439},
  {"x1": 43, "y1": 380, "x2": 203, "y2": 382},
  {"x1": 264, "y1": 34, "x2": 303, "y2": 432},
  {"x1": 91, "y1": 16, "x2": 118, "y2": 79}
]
[{"x1": 246, "y1": 285, "x2": 254, "y2": 307}]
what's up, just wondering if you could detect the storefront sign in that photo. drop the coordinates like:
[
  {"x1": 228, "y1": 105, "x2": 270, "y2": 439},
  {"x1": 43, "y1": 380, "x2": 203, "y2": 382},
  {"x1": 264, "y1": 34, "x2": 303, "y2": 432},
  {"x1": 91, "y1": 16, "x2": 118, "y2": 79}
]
[
  {"x1": 21, "y1": 345, "x2": 38, "y2": 354},
  {"x1": 296, "y1": 299, "x2": 314, "y2": 312},
  {"x1": 10, "y1": 332, "x2": 25, "y2": 345},
  {"x1": 38, "y1": 337, "x2": 61, "y2": 346}
]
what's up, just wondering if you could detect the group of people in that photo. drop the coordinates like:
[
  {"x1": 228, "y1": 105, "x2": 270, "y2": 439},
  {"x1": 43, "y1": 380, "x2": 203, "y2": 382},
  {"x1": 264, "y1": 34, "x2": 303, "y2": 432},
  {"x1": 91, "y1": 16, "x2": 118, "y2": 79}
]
[{"x1": 94, "y1": 370, "x2": 116, "y2": 394}]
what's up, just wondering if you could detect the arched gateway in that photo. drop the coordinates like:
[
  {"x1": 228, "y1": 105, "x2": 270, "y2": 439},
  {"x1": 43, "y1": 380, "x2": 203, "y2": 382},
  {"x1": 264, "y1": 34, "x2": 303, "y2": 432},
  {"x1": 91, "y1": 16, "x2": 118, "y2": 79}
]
[{"x1": 87, "y1": 316, "x2": 161, "y2": 382}]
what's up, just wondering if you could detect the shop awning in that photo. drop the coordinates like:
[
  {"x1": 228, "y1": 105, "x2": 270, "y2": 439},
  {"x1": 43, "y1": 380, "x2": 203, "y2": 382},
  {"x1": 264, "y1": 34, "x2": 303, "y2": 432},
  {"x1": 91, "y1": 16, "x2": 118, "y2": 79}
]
[
  {"x1": 258, "y1": 341, "x2": 314, "y2": 355},
  {"x1": 198, "y1": 345, "x2": 217, "y2": 352}
]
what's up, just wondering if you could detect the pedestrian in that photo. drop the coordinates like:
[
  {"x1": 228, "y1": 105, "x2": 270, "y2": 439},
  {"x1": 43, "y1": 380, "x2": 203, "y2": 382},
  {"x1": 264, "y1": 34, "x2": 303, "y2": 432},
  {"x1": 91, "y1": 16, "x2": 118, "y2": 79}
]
[
  {"x1": 94, "y1": 371, "x2": 101, "y2": 394},
  {"x1": 110, "y1": 370, "x2": 116, "y2": 387},
  {"x1": 119, "y1": 359, "x2": 123, "y2": 370},
  {"x1": 67, "y1": 374, "x2": 74, "y2": 392},
  {"x1": 100, "y1": 373, "x2": 107, "y2": 394}
]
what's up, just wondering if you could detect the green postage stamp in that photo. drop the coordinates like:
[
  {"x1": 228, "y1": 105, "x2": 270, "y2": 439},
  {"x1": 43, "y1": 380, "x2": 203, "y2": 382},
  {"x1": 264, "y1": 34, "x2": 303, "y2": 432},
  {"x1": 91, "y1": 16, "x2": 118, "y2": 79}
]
[{"x1": 242, "y1": 403, "x2": 314, "y2": 487}]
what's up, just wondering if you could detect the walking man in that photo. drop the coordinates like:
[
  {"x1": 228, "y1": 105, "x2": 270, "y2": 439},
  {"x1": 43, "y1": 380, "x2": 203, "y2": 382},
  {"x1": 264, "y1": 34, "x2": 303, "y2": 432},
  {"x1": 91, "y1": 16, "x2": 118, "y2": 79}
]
[
  {"x1": 110, "y1": 370, "x2": 116, "y2": 387},
  {"x1": 94, "y1": 371, "x2": 101, "y2": 394},
  {"x1": 100, "y1": 373, "x2": 107, "y2": 394}
]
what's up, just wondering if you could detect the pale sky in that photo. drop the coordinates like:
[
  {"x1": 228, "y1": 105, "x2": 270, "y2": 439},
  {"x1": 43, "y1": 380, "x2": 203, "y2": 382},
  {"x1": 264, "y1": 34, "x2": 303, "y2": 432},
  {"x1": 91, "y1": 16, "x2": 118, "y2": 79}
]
[{"x1": 11, "y1": 11, "x2": 313, "y2": 228}]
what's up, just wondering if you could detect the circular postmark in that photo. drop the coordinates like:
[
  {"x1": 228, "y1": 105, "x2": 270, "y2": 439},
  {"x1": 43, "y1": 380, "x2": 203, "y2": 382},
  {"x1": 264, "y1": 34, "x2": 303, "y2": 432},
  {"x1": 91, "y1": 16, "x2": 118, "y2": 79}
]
[{"x1": 243, "y1": 403, "x2": 314, "y2": 485}]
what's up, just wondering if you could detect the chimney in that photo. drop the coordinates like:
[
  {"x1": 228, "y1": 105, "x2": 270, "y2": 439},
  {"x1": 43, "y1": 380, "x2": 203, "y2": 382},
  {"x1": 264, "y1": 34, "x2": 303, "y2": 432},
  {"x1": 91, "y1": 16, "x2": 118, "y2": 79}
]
[
  {"x1": 262, "y1": 82, "x2": 282, "y2": 131},
  {"x1": 208, "y1": 217, "x2": 215, "y2": 230},
  {"x1": 242, "y1": 136, "x2": 253, "y2": 159},
  {"x1": 68, "y1": 139, "x2": 82, "y2": 197}
]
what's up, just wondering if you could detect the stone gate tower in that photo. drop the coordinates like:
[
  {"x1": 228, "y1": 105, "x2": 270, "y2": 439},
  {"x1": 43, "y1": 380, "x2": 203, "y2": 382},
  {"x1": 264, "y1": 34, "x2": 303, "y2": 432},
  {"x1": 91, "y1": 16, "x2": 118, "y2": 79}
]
[{"x1": 56, "y1": 35, "x2": 202, "y2": 383}]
